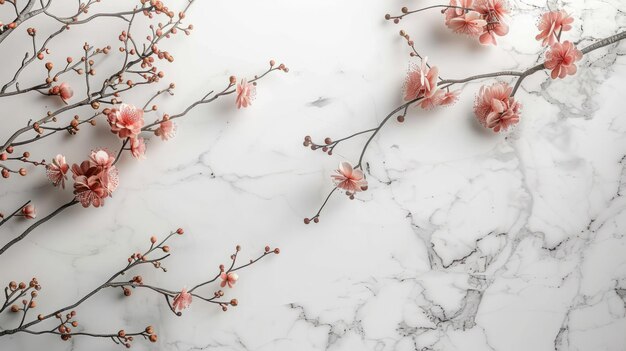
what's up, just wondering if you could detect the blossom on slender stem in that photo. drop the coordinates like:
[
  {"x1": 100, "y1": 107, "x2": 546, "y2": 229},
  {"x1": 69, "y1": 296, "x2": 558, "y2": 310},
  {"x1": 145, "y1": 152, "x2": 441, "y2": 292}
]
[
  {"x1": 46, "y1": 154, "x2": 69, "y2": 188},
  {"x1": 440, "y1": 90, "x2": 460, "y2": 105},
  {"x1": 220, "y1": 272, "x2": 238, "y2": 288},
  {"x1": 72, "y1": 149, "x2": 119, "y2": 208},
  {"x1": 59, "y1": 83, "x2": 73, "y2": 102},
  {"x1": 544, "y1": 40, "x2": 583, "y2": 79},
  {"x1": 331, "y1": 162, "x2": 368, "y2": 194},
  {"x1": 21, "y1": 204, "x2": 36, "y2": 219},
  {"x1": 474, "y1": 82, "x2": 521, "y2": 132},
  {"x1": 155, "y1": 116, "x2": 176, "y2": 141},
  {"x1": 536, "y1": 10, "x2": 574, "y2": 47},
  {"x1": 475, "y1": 0, "x2": 510, "y2": 45},
  {"x1": 172, "y1": 288, "x2": 192, "y2": 312},
  {"x1": 130, "y1": 137, "x2": 146, "y2": 159},
  {"x1": 108, "y1": 104, "x2": 144, "y2": 139},
  {"x1": 447, "y1": 11, "x2": 487, "y2": 36},
  {"x1": 404, "y1": 58, "x2": 439, "y2": 101},
  {"x1": 235, "y1": 79, "x2": 255, "y2": 109}
]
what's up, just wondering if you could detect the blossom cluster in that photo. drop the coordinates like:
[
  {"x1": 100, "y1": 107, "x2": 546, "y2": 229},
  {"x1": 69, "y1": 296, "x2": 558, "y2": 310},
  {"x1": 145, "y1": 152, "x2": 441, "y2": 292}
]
[{"x1": 444, "y1": 0, "x2": 510, "y2": 45}]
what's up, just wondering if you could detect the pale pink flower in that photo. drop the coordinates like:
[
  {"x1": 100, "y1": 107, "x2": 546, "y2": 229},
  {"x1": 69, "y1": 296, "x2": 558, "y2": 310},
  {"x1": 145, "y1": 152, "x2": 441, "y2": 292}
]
[
  {"x1": 235, "y1": 79, "x2": 255, "y2": 109},
  {"x1": 544, "y1": 40, "x2": 583, "y2": 79},
  {"x1": 475, "y1": 0, "x2": 508, "y2": 21},
  {"x1": 420, "y1": 89, "x2": 445, "y2": 109},
  {"x1": 130, "y1": 137, "x2": 146, "y2": 159},
  {"x1": 536, "y1": 10, "x2": 574, "y2": 47},
  {"x1": 445, "y1": 0, "x2": 475, "y2": 22},
  {"x1": 108, "y1": 104, "x2": 144, "y2": 139},
  {"x1": 220, "y1": 272, "x2": 239, "y2": 288},
  {"x1": 404, "y1": 58, "x2": 439, "y2": 101},
  {"x1": 331, "y1": 162, "x2": 368, "y2": 194},
  {"x1": 72, "y1": 149, "x2": 119, "y2": 208},
  {"x1": 89, "y1": 149, "x2": 115, "y2": 170},
  {"x1": 21, "y1": 204, "x2": 36, "y2": 219},
  {"x1": 46, "y1": 154, "x2": 69, "y2": 188},
  {"x1": 474, "y1": 82, "x2": 522, "y2": 132},
  {"x1": 59, "y1": 82, "x2": 73, "y2": 102},
  {"x1": 476, "y1": 0, "x2": 509, "y2": 45},
  {"x1": 447, "y1": 11, "x2": 487, "y2": 36},
  {"x1": 440, "y1": 90, "x2": 460, "y2": 105},
  {"x1": 155, "y1": 117, "x2": 176, "y2": 141},
  {"x1": 172, "y1": 288, "x2": 192, "y2": 312}
]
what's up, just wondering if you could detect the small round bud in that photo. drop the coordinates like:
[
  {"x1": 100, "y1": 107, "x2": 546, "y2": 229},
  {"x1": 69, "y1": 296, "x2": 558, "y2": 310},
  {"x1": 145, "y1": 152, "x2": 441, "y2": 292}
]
[
  {"x1": 149, "y1": 334, "x2": 157, "y2": 342},
  {"x1": 118, "y1": 330, "x2": 126, "y2": 337},
  {"x1": 230, "y1": 299, "x2": 238, "y2": 306},
  {"x1": 145, "y1": 326, "x2": 154, "y2": 334},
  {"x1": 176, "y1": 228, "x2": 184, "y2": 235},
  {"x1": 229, "y1": 76, "x2": 237, "y2": 85},
  {"x1": 150, "y1": 236, "x2": 157, "y2": 243},
  {"x1": 45, "y1": 62, "x2": 53, "y2": 71}
]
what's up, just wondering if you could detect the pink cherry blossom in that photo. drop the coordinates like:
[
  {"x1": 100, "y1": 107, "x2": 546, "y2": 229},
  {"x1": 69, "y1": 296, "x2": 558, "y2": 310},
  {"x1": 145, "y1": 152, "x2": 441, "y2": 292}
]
[
  {"x1": 420, "y1": 89, "x2": 445, "y2": 109},
  {"x1": 447, "y1": 11, "x2": 487, "y2": 37},
  {"x1": 59, "y1": 82, "x2": 73, "y2": 102},
  {"x1": 235, "y1": 79, "x2": 255, "y2": 109},
  {"x1": 89, "y1": 149, "x2": 115, "y2": 170},
  {"x1": 172, "y1": 288, "x2": 192, "y2": 312},
  {"x1": 474, "y1": 82, "x2": 522, "y2": 132},
  {"x1": 46, "y1": 154, "x2": 69, "y2": 188},
  {"x1": 331, "y1": 162, "x2": 368, "y2": 194},
  {"x1": 220, "y1": 272, "x2": 239, "y2": 288},
  {"x1": 440, "y1": 90, "x2": 460, "y2": 106},
  {"x1": 155, "y1": 117, "x2": 176, "y2": 141},
  {"x1": 536, "y1": 10, "x2": 574, "y2": 47},
  {"x1": 71, "y1": 149, "x2": 119, "y2": 208},
  {"x1": 108, "y1": 104, "x2": 144, "y2": 139},
  {"x1": 404, "y1": 58, "x2": 439, "y2": 101},
  {"x1": 21, "y1": 204, "x2": 36, "y2": 219},
  {"x1": 130, "y1": 137, "x2": 146, "y2": 159},
  {"x1": 445, "y1": 0, "x2": 475, "y2": 22},
  {"x1": 544, "y1": 40, "x2": 583, "y2": 79},
  {"x1": 475, "y1": 0, "x2": 509, "y2": 45}
]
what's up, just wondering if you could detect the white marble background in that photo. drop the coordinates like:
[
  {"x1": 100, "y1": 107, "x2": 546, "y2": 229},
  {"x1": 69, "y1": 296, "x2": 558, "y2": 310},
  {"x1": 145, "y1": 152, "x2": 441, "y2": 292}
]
[{"x1": 1, "y1": 0, "x2": 626, "y2": 350}]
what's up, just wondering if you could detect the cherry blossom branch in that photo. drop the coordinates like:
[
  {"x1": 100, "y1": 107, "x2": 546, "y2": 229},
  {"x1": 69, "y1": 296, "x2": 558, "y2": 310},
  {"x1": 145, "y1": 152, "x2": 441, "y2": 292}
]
[
  {"x1": 0, "y1": 198, "x2": 78, "y2": 256},
  {"x1": 142, "y1": 62, "x2": 287, "y2": 131},
  {"x1": 385, "y1": 5, "x2": 474, "y2": 23},
  {"x1": 0, "y1": 201, "x2": 31, "y2": 228},
  {"x1": 0, "y1": 1, "x2": 185, "y2": 153},
  {"x1": 0, "y1": 229, "x2": 279, "y2": 347},
  {"x1": 304, "y1": 29, "x2": 626, "y2": 223}
]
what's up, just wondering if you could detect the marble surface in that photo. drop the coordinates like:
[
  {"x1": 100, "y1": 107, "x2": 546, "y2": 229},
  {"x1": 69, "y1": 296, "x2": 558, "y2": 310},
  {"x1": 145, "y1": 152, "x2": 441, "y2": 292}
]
[{"x1": 1, "y1": 0, "x2": 626, "y2": 350}]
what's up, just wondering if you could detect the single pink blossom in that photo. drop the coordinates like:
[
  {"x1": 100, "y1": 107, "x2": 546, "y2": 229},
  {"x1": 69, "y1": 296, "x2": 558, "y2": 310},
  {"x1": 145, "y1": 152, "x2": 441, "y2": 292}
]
[
  {"x1": 536, "y1": 10, "x2": 574, "y2": 47},
  {"x1": 108, "y1": 104, "x2": 144, "y2": 139},
  {"x1": 172, "y1": 288, "x2": 192, "y2": 312},
  {"x1": 440, "y1": 90, "x2": 460, "y2": 105},
  {"x1": 220, "y1": 272, "x2": 239, "y2": 288},
  {"x1": 72, "y1": 149, "x2": 119, "y2": 208},
  {"x1": 447, "y1": 11, "x2": 487, "y2": 36},
  {"x1": 130, "y1": 137, "x2": 146, "y2": 159},
  {"x1": 544, "y1": 40, "x2": 583, "y2": 79},
  {"x1": 89, "y1": 149, "x2": 115, "y2": 170},
  {"x1": 155, "y1": 117, "x2": 176, "y2": 141},
  {"x1": 475, "y1": 0, "x2": 508, "y2": 21},
  {"x1": 21, "y1": 204, "x2": 36, "y2": 219},
  {"x1": 331, "y1": 162, "x2": 368, "y2": 194},
  {"x1": 59, "y1": 82, "x2": 73, "y2": 102},
  {"x1": 474, "y1": 82, "x2": 522, "y2": 132},
  {"x1": 445, "y1": 0, "x2": 475, "y2": 22},
  {"x1": 404, "y1": 58, "x2": 439, "y2": 101},
  {"x1": 235, "y1": 79, "x2": 255, "y2": 109},
  {"x1": 476, "y1": 0, "x2": 509, "y2": 45},
  {"x1": 46, "y1": 154, "x2": 69, "y2": 188},
  {"x1": 420, "y1": 89, "x2": 445, "y2": 109}
]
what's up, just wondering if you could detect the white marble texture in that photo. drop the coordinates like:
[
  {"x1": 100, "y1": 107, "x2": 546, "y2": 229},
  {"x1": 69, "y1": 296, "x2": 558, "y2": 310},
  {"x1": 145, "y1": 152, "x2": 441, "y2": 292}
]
[{"x1": 1, "y1": 0, "x2": 626, "y2": 350}]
